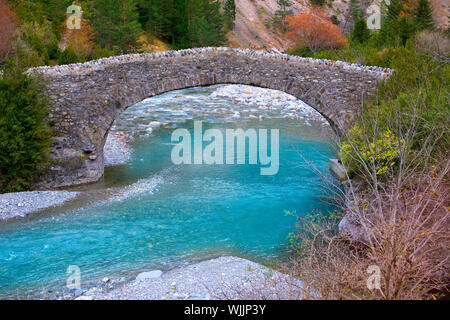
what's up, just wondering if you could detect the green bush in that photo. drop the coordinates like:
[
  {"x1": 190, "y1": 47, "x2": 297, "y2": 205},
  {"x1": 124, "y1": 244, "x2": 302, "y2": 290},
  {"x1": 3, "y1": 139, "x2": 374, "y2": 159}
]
[
  {"x1": 330, "y1": 15, "x2": 340, "y2": 26},
  {"x1": 18, "y1": 21, "x2": 60, "y2": 66},
  {"x1": 287, "y1": 45, "x2": 314, "y2": 57},
  {"x1": 0, "y1": 60, "x2": 52, "y2": 192},
  {"x1": 341, "y1": 125, "x2": 403, "y2": 178},
  {"x1": 58, "y1": 47, "x2": 80, "y2": 65},
  {"x1": 46, "y1": 40, "x2": 60, "y2": 61},
  {"x1": 338, "y1": 38, "x2": 449, "y2": 180},
  {"x1": 351, "y1": 18, "x2": 371, "y2": 44},
  {"x1": 89, "y1": 45, "x2": 116, "y2": 60}
]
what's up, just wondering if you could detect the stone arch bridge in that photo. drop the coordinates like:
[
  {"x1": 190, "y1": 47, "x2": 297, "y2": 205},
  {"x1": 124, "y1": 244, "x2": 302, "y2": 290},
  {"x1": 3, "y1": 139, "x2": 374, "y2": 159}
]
[{"x1": 29, "y1": 47, "x2": 392, "y2": 189}]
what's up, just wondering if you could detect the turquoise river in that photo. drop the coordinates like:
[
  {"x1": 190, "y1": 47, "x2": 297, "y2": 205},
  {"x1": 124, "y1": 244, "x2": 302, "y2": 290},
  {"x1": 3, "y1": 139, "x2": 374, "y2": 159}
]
[{"x1": 0, "y1": 85, "x2": 336, "y2": 298}]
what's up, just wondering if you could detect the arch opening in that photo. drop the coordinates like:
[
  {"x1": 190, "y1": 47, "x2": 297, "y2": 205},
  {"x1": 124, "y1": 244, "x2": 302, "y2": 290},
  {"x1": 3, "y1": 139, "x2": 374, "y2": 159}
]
[{"x1": 103, "y1": 84, "x2": 333, "y2": 172}]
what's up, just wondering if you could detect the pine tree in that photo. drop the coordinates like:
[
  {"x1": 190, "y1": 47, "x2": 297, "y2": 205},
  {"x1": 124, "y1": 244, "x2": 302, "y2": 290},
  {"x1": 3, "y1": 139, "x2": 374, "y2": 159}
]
[
  {"x1": 0, "y1": 58, "x2": 52, "y2": 192},
  {"x1": 380, "y1": 0, "x2": 405, "y2": 44},
  {"x1": 398, "y1": 16, "x2": 415, "y2": 45},
  {"x1": 188, "y1": 0, "x2": 226, "y2": 47},
  {"x1": 346, "y1": 0, "x2": 364, "y2": 33},
  {"x1": 92, "y1": 0, "x2": 141, "y2": 53},
  {"x1": 352, "y1": 18, "x2": 371, "y2": 44},
  {"x1": 171, "y1": 0, "x2": 190, "y2": 49},
  {"x1": 274, "y1": 0, "x2": 293, "y2": 32},
  {"x1": 385, "y1": 0, "x2": 403, "y2": 24},
  {"x1": 349, "y1": 0, "x2": 363, "y2": 22},
  {"x1": 138, "y1": 0, "x2": 174, "y2": 41},
  {"x1": 414, "y1": 0, "x2": 434, "y2": 31},
  {"x1": 224, "y1": 0, "x2": 236, "y2": 31}
]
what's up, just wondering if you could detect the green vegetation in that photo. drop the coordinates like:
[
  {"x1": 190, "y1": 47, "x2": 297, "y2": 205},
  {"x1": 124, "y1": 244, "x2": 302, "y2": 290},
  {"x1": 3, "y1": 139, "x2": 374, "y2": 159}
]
[
  {"x1": 351, "y1": 18, "x2": 370, "y2": 44},
  {"x1": 0, "y1": 58, "x2": 51, "y2": 192},
  {"x1": 224, "y1": 0, "x2": 236, "y2": 31},
  {"x1": 3, "y1": 0, "x2": 235, "y2": 66},
  {"x1": 137, "y1": 0, "x2": 227, "y2": 49},
  {"x1": 290, "y1": 0, "x2": 448, "y2": 191},
  {"x1": 313, "y1": 39, "x2": 449, "y2": 180},
  {"x1": 273, "y1": 0, "x2": 293, "y2": 32},
  {"x1": 414, "y1": 0, "x2": 435, "y2": 31},
  {"x1": 341, "y1": 126, "x2": 403, "y2": 178},
  {"x1": 92, "y1": 0, "x2": 141, "y2": 53},
  {"x1": 58, "y1": 46, "x2": 80, "y2": 65}
]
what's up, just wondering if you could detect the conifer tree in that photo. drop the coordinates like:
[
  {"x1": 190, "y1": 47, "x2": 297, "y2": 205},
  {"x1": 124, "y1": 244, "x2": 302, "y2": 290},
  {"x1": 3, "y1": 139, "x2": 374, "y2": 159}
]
[
  {"x1": 171, "y1": 0, "x2": 190, "y2": 49},
  {"x1": 380, "y1": 0, "x2": 406, "y2": 44},
  {"x1": 92, "y1": 0, "x2": 141, "y2": 52},
  {"x1": 351, "y1": 18, "x2": 371, "y2": 44},
  {"x1": 385, "y1": 0, "x2": 403, "y2": 24},
  {"x1": 274, "y1": 0, "x2": 293, "y2": 32},
  {"x1": 349, "y1": 0, "x2": 363, "y2": 22},
  {"x1": 346, "y1": 0, "x2": 364, "y2": 32},
  {"x1": 414, "y1": 0, "x2": 434, "y2": 31},
  {"x1": 224, "y1": 0, "x2": 236, "y2": 31},
  {"x1": 188, "y1": 0, "x2": 226, "y2": 47}
]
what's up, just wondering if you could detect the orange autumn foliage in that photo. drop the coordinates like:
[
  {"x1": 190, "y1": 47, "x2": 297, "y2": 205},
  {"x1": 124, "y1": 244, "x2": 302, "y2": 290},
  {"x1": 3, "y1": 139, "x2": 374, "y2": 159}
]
[
  {"x1": 285, "y1": 10, "x2": 347, "y2": 53},
  {"x1": 0, "y1": 0, "x2": 18, "y2": 61},
  {"x1": 66, "y1": 21, "x2": 95, "y2": 60}
]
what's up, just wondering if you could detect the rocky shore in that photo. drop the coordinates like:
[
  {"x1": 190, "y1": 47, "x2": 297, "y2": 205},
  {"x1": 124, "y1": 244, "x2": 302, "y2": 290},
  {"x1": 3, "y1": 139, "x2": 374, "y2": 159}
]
[
  {"x1": 103, "y1": 131, "x2": 132, "y2": 167},
  {"x1": 0, "y1": 191, "x2": 79, "y2": 221},
  {"x1": 73, "y1": 256, "x2": 302, "y2": 300},
  {"x1": 0, "y1": 130, "x2": 130, "y2": 222}
]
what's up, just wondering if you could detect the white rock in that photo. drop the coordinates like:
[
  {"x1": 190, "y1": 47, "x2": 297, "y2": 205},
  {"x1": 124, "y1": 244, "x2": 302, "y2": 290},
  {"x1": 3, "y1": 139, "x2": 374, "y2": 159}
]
[
  {"x1": 135, "y1": 270, "x2": 163, "y2": 281},
  {"x1": 149, "y1": 121, "x2": 161, "y2": 128},
  {"x1": 329, "y1": 159, "x2": 346, "y2": 181},
  {"x1": 75, "y1": 296, "x2": 93, "y2": 300}
]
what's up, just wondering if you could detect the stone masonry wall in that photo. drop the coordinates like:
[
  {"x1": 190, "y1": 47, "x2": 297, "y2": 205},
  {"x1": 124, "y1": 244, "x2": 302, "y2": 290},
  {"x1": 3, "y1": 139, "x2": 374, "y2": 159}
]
[{"x1": 28, "y1": 47, "x2": 392, "y2": 189}]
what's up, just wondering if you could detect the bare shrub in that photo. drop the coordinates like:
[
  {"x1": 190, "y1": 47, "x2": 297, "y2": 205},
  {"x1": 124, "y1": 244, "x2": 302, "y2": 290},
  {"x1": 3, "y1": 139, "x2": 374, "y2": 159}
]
[
  {"x1": 413, "y1": 30, "x2": 450, "y2": 63},
  {"x1": 284, "y1": 163, "x2": 449, "y2": 300}
]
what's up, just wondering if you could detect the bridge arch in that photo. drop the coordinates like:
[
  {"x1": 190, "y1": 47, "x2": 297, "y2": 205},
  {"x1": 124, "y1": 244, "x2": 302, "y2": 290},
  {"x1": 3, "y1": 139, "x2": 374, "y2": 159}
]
[{"x1": 30, "y1": 47, "x2": 391, "y2": 189}]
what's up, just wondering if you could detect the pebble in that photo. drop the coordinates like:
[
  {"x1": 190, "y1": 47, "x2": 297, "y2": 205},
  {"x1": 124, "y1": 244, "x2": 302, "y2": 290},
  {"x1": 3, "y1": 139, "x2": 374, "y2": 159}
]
[
  {"x1": 104, "y1": 131, "x2": 132, "y2": 167},
  {"x1": 136, "y1": 270, "x2": 163, "y2": 281}
]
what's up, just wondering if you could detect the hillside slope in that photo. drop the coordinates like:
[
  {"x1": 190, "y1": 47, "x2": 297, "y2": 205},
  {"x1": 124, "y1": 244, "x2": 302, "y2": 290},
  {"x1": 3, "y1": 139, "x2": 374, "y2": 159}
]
[
  {"x1": 430, "y1": 0, "x2": 449, "y2": 30},
  {"x1": 227, "y1": 0, "x2": 310, "y2": 51},
  {"x1": 228, "y1": 0, "x2": 449, "y2": 52}
]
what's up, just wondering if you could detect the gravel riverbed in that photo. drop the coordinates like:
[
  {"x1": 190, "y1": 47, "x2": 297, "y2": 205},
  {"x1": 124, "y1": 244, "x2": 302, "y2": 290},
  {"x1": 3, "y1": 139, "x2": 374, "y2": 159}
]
[
  {"x1": 74, "y1": 256, "x2": 302, "y2": 300},
  {"x1": 0, "y1": 130, "x2": 129, "y2": 222},
  {"x1": 0, "y1": 191, "x2": 80, "y2": 222}
]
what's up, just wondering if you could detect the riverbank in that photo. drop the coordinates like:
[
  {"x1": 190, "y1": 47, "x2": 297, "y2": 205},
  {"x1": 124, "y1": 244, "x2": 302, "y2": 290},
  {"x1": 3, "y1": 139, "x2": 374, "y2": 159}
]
[
  {"x1": 0, "y1": 130, "x2": 130, "y2": 222},
  {"x1": 74, "y1": 256, "x2": 302, "y2": 300},
  {"x1": 0, "y1": 191, "x2": 79, "y2": 221}
]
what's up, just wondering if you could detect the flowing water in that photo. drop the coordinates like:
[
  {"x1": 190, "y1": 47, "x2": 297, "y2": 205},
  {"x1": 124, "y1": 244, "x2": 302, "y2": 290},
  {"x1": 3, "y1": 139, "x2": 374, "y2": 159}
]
[{"x1": 0, "y1": 85, "x2": 336, "y2": 298}]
